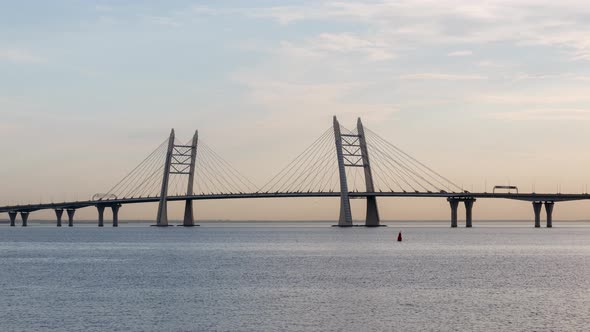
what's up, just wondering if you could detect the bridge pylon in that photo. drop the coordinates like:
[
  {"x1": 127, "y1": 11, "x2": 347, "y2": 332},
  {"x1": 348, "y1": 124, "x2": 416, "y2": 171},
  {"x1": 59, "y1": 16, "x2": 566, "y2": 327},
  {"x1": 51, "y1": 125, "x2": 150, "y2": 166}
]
[
  {"x1": 357, "y1": 118, "x2": 380, "y2": 226},
  {"x1": 182, "y1": 130, "x2": 199, "y2": 227},
  {"x1": 156, "y1": 129, "x2": 199, "y2": 226},
  {"x1": 156, "y1": 129, "x2": 175, "y2": 226},
  {"x1": 334, "y1": 116, "x2": 353, "y2": 226},
  {"x1": 333, "y1": 116, "x2": 381, "y2": 227}
]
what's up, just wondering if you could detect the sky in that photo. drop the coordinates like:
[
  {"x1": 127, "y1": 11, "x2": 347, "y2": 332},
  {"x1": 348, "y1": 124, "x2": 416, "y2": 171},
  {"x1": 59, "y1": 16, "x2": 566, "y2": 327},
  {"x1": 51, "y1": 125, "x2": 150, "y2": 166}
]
[{"x1": 1, "y1": 0, "x2": 590, "y2": 221}]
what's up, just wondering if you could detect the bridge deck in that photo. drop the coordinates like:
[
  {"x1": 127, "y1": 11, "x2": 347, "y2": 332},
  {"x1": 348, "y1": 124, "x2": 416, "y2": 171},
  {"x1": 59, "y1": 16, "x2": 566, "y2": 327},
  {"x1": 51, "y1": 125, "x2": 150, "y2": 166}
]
[{"x1": 2, "y1": 192, "x2": 589, "y2": 213}]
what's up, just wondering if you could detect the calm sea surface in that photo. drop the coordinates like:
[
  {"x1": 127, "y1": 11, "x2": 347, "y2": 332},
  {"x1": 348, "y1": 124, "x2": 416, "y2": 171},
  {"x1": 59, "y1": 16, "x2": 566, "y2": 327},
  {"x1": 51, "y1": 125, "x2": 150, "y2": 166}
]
[{"x1": 1, "y1": 222, "x2": 589, "y2": 331}]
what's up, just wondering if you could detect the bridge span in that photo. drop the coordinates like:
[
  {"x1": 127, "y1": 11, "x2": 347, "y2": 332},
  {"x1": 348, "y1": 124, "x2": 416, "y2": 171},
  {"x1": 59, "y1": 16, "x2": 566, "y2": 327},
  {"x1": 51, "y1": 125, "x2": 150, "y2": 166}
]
[{"x1": 2, "y1": 117, "x2": 588, "y2": 228}]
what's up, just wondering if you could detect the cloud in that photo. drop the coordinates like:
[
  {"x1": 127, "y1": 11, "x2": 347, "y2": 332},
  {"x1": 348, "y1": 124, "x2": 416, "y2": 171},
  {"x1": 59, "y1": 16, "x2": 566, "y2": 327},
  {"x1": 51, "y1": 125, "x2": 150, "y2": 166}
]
[
  {"x1": 172, "y1": 2, "x2": 590, "y2": 63},
  {"x1": 511, "y1": 73, "x2": 590, "y2": 81},
  {"x1": 476, "y1": 60, "x2": 508, "y2": 68},
  {"x1": 190, "y1": 5, "x2": 220, "y2": 16},
  {"x1": 141, "y1": 15, "x2": 180, "y2": 27},
  {"x1": 0, "y1": 48, "x2": 45, "y2": 63},
  {"x1": 278, "y1": 33, "x2": 395, "y2": 61},
  {"x1": 248, "y1": 5, "x2": 331, "y2": 25},
  {"x1": 489, "y1": 108, "x2": 590, "y2": 121},
  {"x1": 94, "y1": 5, "x2": 113, "y2": 12},
  {"x1": 477, "y1": 90, "x2": 590, "y2": 104},
  {"x1": 448, "y1": 50, "x2": 473, "y2": 56},
  {"x1": 243, "y1": 1, "x2": 590, "y2": 61},
  {"x1": 399, "y1": 73, "x2": 487, "y2": 80}
]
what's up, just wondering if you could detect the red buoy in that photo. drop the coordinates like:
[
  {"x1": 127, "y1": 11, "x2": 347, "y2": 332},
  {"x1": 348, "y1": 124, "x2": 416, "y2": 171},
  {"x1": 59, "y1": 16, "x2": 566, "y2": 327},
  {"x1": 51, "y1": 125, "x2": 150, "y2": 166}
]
[{"x1": 397, "y1": 231, "x2": 402, "y2": 242}]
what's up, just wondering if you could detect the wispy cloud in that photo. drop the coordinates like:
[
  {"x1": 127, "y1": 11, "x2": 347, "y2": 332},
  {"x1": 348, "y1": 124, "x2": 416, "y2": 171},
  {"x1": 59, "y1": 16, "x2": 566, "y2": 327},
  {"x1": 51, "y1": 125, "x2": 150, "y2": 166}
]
[
  {"x1": 94, "y1": 5, "x2": 113, "y2": 12},
  {"x1": 169, "y1": 2, "x2": 590, "y2": 63},
  {"x1": 511, "y1": 72, "x2": 590, "y2": 81},
  {"x1": 476, "y1": 60, "x2": 509, "y2": 68},
  {"x1": 242, "y1": 1, "x2": 590, "y2": 61},
  {"x1": 190, "y1": 5, "x2": 219, "y2": 16},
  {"x1": 0, "y1": 48, "x2": 45, "y2": 63},
  {"x1": 448, "y1": 50, "x2": 473, "y2": 56},
  {"x1": 140, "y1": 15, "x2": 180, "y2": 27},
  {"x1": 399, "y1": 73, "x2": 487, "y2": 80},
  {"x1": 490, "y1": 108, "x2": 590, "y2": 121},
  {"x1": 477, "y1": 90, "x2": 590, "y2": 104},
  {"x1": 278, "y1": 33, "x2": 395, "y2": 61}
]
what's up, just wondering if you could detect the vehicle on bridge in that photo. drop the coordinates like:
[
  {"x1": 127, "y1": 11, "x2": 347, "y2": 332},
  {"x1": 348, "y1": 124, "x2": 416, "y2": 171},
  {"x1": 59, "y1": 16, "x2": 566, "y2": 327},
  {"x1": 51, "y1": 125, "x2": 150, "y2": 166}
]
[
  {"x1": 493, "y1": 185, "x2": 518, "y2": 194},
  {"x1": 92, "y1": 193, "x2": 118, "y2": 201}
]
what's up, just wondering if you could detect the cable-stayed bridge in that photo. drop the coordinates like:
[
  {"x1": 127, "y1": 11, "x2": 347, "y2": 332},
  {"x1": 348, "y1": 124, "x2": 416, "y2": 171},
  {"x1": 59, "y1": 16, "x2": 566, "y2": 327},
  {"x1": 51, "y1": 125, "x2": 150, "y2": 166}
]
[{"x1": 2, "y1": 116, "x2": 589, "y2": 228}]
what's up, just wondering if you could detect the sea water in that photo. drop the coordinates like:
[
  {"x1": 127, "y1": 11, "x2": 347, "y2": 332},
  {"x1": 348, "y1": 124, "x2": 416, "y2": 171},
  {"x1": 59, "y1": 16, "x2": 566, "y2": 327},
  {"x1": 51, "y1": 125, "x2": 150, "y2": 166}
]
[{"x1": 1, "y1": 222, "x2": 589, "y2": 331}]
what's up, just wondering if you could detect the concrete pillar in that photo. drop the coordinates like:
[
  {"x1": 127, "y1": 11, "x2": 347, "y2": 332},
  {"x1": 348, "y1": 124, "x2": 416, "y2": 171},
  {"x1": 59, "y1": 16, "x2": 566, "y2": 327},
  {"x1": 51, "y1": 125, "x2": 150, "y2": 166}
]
[
  {"x1": 20, "y1": 212, "x2": 29, "y2": 227},
  {"x1": 533, "y1": 202, "x2": 542, "y2": 228},
  {"x1": 464, "y1": 199, "x2": 475, "y2": 228},
  {"x1": 55, "y1": 209, "x2": 64, "y2": 227},
  {"x1": 365, "y1": 197, "x2": 380, "y2": 227},
  {"x1": 545, "y1": 201, "x2": 554, "y2": 228},
  {"x1": 111, "y1": 205, "x2": 120, "y2": 227},
  {"x1": 66, "y1": 209, "x2": 75, "y2": 227},
  {"x1": 183, "y1": 200, "x2": 195, "y2": 227},
  {"x1": 183, "y1": 130, "x2": 198, "y2": 227},
  {"x1": 156, "y1": 129, "x2": 175, "y2": 226},
  {"x1": 333, "y1": 116, "x2": 353, "y2": 227},
  {"x1": 97, "y1": 205, "x2": 105, "y2": 227},
  {"x1": 357, "y1": 118, "x2": 380, "y2": 227},
  {"x1": 448, "y1": 199, "x2": 459, "y2": 228},
  {"x1": 8, "y1": 211, "x2": 17, "y2": 227}
]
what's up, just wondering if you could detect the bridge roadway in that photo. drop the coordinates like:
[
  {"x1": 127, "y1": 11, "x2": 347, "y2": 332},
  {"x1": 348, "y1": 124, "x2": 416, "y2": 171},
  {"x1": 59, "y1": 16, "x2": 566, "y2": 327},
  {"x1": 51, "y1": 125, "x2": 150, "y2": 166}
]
[{"x1": 1, "y1": 191, "x2": 589, "y2": 214}]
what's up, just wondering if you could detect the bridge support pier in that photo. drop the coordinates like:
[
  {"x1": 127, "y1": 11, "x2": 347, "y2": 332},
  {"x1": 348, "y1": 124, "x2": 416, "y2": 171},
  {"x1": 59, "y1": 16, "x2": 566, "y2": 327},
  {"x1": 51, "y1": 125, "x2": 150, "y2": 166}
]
[
  {"x1": 183, "y1": 200, "x2": 195, "y2": 226},
  {"x1": 55, "y1": 209, "x2": 63, "y2": 227},
  {"x1": 97, "y1": 206, "x2": 105, "y2": 227},
  {"x1": 365, "y1": 197, "x2": 380, "y2": 227},
  {"x1": 20, "y1": 212, "x2": 29, "y2": 227},
  {"x1": 9, "y1": 211, "x2": 17, "y2": 227},
  {"x1": 464, "y1": 199, "x2": 475, "y2": 228},
  {"x1": 111, "y1": 205, "x2": 120, "y2": 227},
  {"x1": 66, "y1": 209, "x2": 75, "y2": 227},
  {"x1": 545, "y1": 202, "x2": 554, "y2": 228},
  {"x1": 448, "y1": 199, "x2": 459, "y2": 228},
  {"x1": 533, "y1": 202, "x2": 542, "y2": 228}
]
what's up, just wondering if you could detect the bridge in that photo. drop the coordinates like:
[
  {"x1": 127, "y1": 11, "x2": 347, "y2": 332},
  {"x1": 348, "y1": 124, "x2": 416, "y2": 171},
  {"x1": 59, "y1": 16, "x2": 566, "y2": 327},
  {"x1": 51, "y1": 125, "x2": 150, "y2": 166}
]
[{"x1": 2, "y1": 116, "x2": 588, "y2": 228}]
